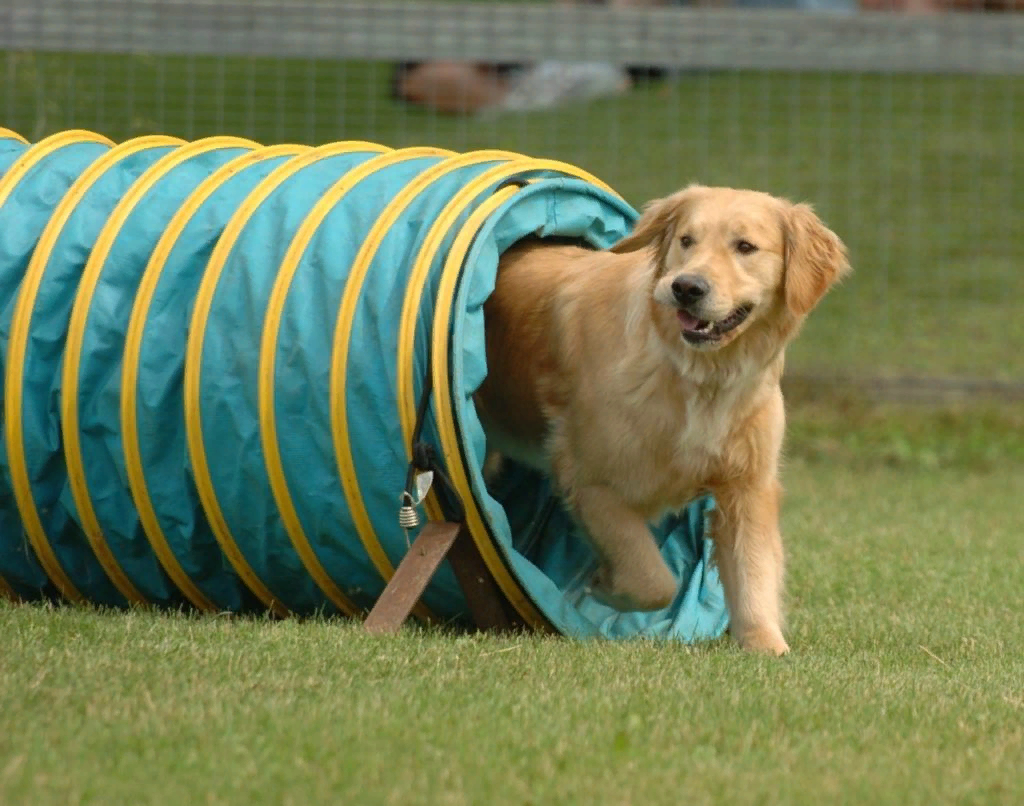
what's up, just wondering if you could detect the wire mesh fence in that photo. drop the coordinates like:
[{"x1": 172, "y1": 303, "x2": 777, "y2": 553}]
[{"x1": 3, "y1": 0, "x2": 1023, "y2": 393}]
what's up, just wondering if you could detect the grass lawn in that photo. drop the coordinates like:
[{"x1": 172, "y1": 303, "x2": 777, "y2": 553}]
[
  {"x1": 2, "y1": 404, "x2": 1023, "y2": 805},
  {"x1": 4, "y1": 52, "x2": 1024, "y2": 380}
]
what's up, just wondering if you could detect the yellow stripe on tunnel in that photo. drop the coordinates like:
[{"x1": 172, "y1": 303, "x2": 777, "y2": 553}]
[
  {"x1": 122, "y1": 143, "x2": 309, "y2": 613},
  {"x1": 185, "y1": 140, "x2": 389, "y2": 618},
  {"x1": 0, "y1": 130, "x2": 113, "y2": 209},
  {"x1": 4, "y1": 135, "x2": 170, "y2": 604},
  {"x1": 396, "y1": 158, "x2": 622, "y2": 525},
  {"x1": 422, "y1": 158, "x2": 622, "y2": 632},
  {"x1": 63, "y1": 135, "x2": 213, "y2": 605},
  {"x1": 266, "y1": 147, "x2": 455, "y2": 619},
  {"x1": 370, "y1": 151, "x2": 530, "y2": 537},
  {"x1": 420, "y1": 179, "x2": 549, "y2": 631},
  {"x1": 396, "y1": 160, "x2": 533, "y2": 527},
  {"x1": 0, "y1": 127, "x2": 29, "y2": 144}
]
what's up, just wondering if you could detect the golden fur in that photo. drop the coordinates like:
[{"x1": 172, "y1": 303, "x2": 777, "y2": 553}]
[{"x1": 475, "y1": 185, "x2": 850, "y2": 654}]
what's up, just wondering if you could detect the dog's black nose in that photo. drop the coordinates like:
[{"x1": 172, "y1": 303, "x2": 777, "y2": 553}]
[{"x1": 671, "y1": 275, "x2": 710, "y2": 305}]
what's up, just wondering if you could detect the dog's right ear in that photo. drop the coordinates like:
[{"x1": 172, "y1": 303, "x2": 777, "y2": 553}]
[{"x1": 609, "y1": 185, "x2": 705, "y2": 257}]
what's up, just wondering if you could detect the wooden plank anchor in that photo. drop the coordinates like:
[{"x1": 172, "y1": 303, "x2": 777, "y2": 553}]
[{"x1": 363, "y1": 521, "x2": 526, "y2": 635}]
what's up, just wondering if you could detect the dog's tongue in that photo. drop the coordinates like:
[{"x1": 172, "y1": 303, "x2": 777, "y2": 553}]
[{"x1": 677, "y1": 310, "x2": 709, "y2": 333}]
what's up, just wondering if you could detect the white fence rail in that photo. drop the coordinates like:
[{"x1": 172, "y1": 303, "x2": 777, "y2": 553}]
[{"x1": 2, "y1": 0, "x2": 1022, "y2": 74}]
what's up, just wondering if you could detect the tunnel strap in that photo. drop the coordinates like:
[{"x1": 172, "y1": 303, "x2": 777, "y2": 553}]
[
  {"x1": 402, "y1": 351, "x2": 464, "y2": 526},
  {"x1": 4, "y1": 134, "x2": 167, "y2": 605},
  {"x1": 400, "y1": 159, "x2": 618, "y2": 631},
  {"x1": 400, "y1": 178, "x2": 534, "y2": 526},
  {"x1": 396, "y1": 161, "x2": 542, "y2": 525},
  {"x1": 428, "y1": 183, "x2": 549, "y2": 631},
  {"x1": 397, "y1": 163, "x2": 618, "y2": 527},
  {"x1": 186, "y1": 140, "x2": 389, "y2": 618},
  {"x1": 316, "y1": 149, "x2": 525, "y2": 621},
  {"x1": 264, "y1": 146, "x2": 453, "y2": 619},
  {"x1": 122, "y1": 143, "x2": 308, "y2": 613}
]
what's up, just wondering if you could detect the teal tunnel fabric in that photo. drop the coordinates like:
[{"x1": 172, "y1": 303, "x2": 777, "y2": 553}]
[{"x1": 0, "y1": 129, "x2": 728, "y2": 642}]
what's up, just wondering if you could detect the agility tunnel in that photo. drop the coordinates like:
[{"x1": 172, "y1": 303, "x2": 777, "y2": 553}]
[{"x1": 0, "y1": 127, "x2": 728, "y2": 641}]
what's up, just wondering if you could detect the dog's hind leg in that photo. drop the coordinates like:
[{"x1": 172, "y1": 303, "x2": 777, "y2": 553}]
[
  {"x1": 571, "y1": 486, "x2": 678, "y2": 612},
  {"x1": 482, "y1": 451, "x2": 505, "y2": 482}
]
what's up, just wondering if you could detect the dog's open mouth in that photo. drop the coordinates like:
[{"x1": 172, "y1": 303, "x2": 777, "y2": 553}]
[{"x1": 678, "y1": 304, "x2": 754, "y2": 344}]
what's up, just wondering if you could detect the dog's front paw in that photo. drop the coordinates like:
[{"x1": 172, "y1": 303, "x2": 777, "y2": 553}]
[
  {"x1": 590, "y1": 563, "x2": 677, "y2": 612},
  {"x1": 733, "y1": 625, "x2": 789, "y2": 655}
]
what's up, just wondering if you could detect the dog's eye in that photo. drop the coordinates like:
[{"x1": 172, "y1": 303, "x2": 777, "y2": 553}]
[
  {"x1": 680, "y1": 235, "x2": 694, "y2": 249},
  {"x1": 735, "y1": 240, "x2": 758, "y2": 255}
]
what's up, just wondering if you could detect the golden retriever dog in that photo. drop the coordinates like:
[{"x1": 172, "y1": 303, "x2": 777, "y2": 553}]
[{"x1": 475, "y1": 184, "x2": 850, "y2": 654}]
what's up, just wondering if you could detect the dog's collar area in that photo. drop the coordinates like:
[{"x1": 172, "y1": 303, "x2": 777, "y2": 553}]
[{"x1": 679, "y1": 303, "x2": 754, "y2": 344}]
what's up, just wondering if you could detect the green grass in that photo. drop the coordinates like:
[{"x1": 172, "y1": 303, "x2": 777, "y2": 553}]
[
  {"x1": 4, "y1": 52, "x2": 1024, "y2": 380},
  {"x1": 2, "y1": 402, "x2": 1024, "y2": 805},
  {"x1": 1, "y1": 473, "x2": 1022, "y2": 805},
  {"x1": 784, "y1": 397, "x2": 1024, "y2": 472}
]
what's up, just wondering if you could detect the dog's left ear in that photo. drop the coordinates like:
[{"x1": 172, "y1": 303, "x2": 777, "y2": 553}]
[
  {"x1": 783, "y1": 203, "x2": 851, "y2": 317},
  {"x1": 610, "y1": 185, "x2": 705, "y2": 259}
]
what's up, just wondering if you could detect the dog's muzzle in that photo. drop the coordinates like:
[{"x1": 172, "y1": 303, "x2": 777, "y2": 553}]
[{"x1": 678, "y1": 303, "x2": 754, "y2": 345}]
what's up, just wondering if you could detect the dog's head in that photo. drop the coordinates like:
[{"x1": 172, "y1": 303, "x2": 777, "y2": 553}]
[{"x1": 611, "y1": 185, "x2": 850, "y2": 352}]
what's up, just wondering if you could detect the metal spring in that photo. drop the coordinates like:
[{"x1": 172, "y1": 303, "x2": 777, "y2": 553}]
[{"x1": 398, "y1": 494, "x2": 420, "y2": 530}]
